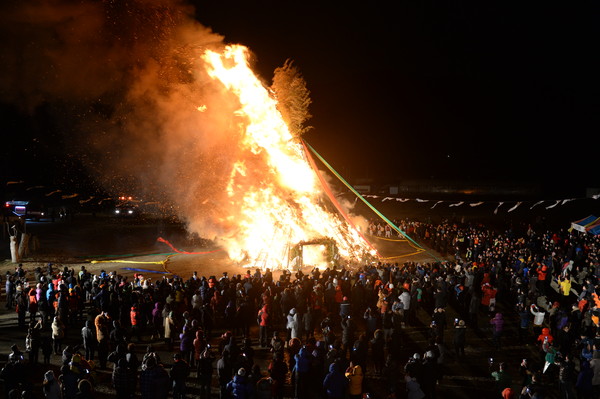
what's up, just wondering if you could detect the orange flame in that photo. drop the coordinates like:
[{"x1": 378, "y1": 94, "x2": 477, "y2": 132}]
[{"x1": 201, "y1": 45, "x2": 375, "y2": 269}]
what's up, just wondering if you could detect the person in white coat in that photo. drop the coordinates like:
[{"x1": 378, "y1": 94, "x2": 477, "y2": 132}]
[
  {"x1": 530, "y1": 304, "x2": 546, "y2": 339},
  {"x1": 286, "y1": 308, "x2": 300, "y2": 340}
]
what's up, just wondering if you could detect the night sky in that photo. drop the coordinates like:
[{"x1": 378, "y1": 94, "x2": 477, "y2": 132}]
[
  {"x1": 1, "y1": 1, "x2": 598, "y2": 199},
  {"x1": 192, "y1": 2, "x2": 599, "y2": 192}
]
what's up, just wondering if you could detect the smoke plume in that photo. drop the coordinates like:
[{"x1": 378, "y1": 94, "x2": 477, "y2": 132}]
[{"x1": 0, "y1": 0, "x2": 263, "y2": 241}]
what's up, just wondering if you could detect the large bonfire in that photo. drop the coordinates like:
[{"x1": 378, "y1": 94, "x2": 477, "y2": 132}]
[
  {"x1": 200, "y1": 45, "x2": 376, "y2": 269},
  {"x1": 0, "y1": 1, "x2": 378, "y2": 270}
]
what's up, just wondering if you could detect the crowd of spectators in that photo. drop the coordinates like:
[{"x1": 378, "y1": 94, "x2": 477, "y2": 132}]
[{"x1": 0, "y1": 216, "x2": 600, "y2": 399}]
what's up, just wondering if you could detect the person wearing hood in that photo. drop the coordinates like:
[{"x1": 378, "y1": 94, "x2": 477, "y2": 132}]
[
  {"x1": 107, "y1": 342, "x2": 127, "y2": 370},
  {"x1": 501, "y1": 387, "x2": 515, "y2": 399},
  {"x1": 323, "y1": 362, "x2": 348, "y2": 399},
  {"x1": 179, "y1": 325, "x2": 195, "y2": 367},
  {"x1": 59, "y1": 363, "x2": 79, "y2": 399},
  {"x1": 490, "y1": 312, "x2": 504, "y2": 350},
  {"x1": 112, "y1": 358, "x2": 135, "y2": 399},
  {"x1": 150, "y1": 302, "x2": 163, "y2": 342},
  {"x1": 76, "y1": 379, "x2": 94, "y2": 399},
  {"x1": 42, "y1": 369, "x2": 62, "y2": 399},
  {"x1": 537, "y1": 327, "x2": 554, "y2": 351},
  {"x1": 94, "y1": 310, "x2": 111, "y2": 369},
  {"x1": 81, "y1": 319, "x2": 96, "y2": 361},
  {"x1": 293, "y1": 346, "x2": 312, "y2": 399},
  {"x1": 575, "y1": 359, "x2": 593, "y2": 398},
  {"x1": 404, "y1": 373, "x2": 425, "y2": 399},
  {"x1": 286, "y1": 308, "x2": 300, "y2": 341},
  {"x1": 223, "y1": 335, "x2": 241, "y2": 364},
  {"x1": 345, "y1": 362, "x2": 363, "y2": 399},
  {"x1": 140, "y1": 355, "x2": 170, "y2": 399},
  {"x1": 110, "y1": 320, "x2": 128, "y2": 347},
  {"x1": 226, "y1": 367, "x2": 254, "y2": 399}
]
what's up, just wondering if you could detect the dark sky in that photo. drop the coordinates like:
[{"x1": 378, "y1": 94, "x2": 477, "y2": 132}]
[
  {"x1": 192, "y1": 2, "x2": 599, "y2": 193},
  {"x1": 1, "y1": 1, "x2": 598, "y2": 199}
]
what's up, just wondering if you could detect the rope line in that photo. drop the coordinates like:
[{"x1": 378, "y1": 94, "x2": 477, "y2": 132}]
[{"x1": 303, "y1": 140, "x2": 442, "y2": 262}]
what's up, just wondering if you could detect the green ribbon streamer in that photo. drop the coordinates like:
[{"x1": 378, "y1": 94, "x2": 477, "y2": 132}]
[{"x1": 304, "y1": 140, "x2": 441, "y2": 262}]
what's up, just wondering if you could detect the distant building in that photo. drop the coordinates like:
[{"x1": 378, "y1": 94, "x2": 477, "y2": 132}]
[{"x1": 348, "y1": 178, "x2": 542, "y2": 199}]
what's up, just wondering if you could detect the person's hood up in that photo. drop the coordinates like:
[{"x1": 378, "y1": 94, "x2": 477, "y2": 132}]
[
  {"x1": 44, "y1": 370, "x2": 55, "y2": 381},
  {"x1": 581, "y1": 360, "x2": 591, "y2": 370},
  {"x1": 328, "y1": 362, "x2": 340, "y2": 373},
  {"x1": 494, "y1": 313, "x2": 503, "y2": 319},
  {"x1": 85, "y1": 320, "x2": 93, "y2": 328},
  {"x1": 541, "y1": 327, "x2": 550, "y2": 335},
  {"x1": 501, "y1": 387, "x2": 514, "y2": 399},
  {"x1": 352, "y1": 364, "x2": 363, "y2": 375},
  {"x1": 301, "y1": 346, "x2": 314, "y2": 356},
  {"x1": 196, "y1": 330, "x2": 203, "y2": 339}
]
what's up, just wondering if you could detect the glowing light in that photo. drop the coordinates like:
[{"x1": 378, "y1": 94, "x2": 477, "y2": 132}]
[{"x1": 201, "y1": 45, "x2": 376, "y2": 269}]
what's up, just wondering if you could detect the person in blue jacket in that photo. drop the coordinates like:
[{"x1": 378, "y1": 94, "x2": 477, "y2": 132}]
[
  {"x1": 323, "y1": 362, "x2": 348, "y2": 399},
  {"x1": 226, "y1": 367, "x2": 254, "y2": 399}
]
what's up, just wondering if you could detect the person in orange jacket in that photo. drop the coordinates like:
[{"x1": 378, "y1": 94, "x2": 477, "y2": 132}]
[
  {"x1": 536, "y1": 264, "x2": 548, "y2": 296},
  {"x1": 481, "y1": 283, "x2": 497, "y2": 314},
  {"x1": 536, "y1": 327, "x2": 553, "y2": 350}
]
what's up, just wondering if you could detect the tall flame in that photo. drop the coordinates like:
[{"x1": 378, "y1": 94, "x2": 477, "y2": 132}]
[{"x1": 201, "y1": 45, "x2": 375, "y2": 269}]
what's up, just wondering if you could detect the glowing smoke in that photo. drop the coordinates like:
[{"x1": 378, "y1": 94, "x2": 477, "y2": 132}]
[{"x1": 0, "y1": 0, "x2": 372, "y2": 264}]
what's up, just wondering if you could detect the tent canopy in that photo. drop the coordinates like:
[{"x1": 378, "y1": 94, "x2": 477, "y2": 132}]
[
  {"x1": 570, "y1": 215, "x2": 600, "y2": 233},
  {"x1": 585, "y1": 220, "x2": 600, "y2": 235}
]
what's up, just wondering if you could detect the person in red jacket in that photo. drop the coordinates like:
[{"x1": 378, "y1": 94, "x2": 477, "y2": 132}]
[
  {"x1": 258, "y1": 304, "x2": 270, "y2": 348},
  {"x1": 130, "y1": 305, "x2": 142, "y2": 342}
]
